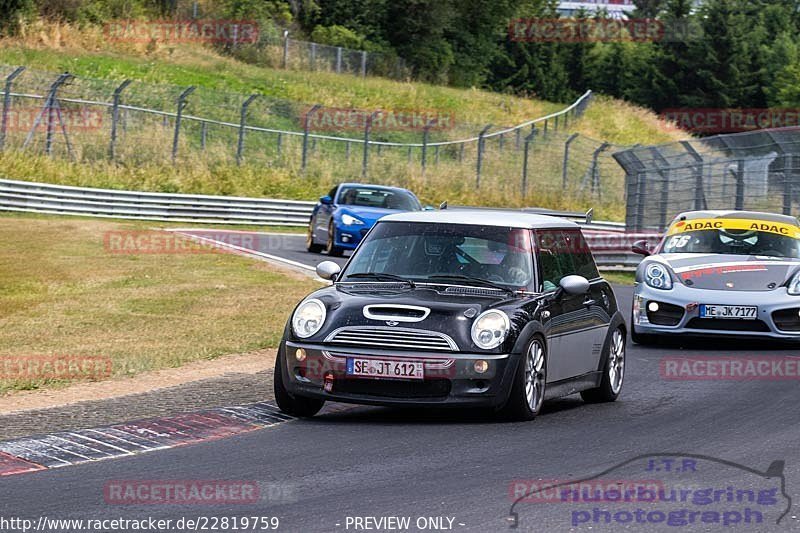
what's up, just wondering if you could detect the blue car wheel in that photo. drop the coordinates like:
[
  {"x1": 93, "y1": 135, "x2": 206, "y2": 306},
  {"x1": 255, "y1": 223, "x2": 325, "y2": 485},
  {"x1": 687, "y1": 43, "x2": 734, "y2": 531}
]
[
  {"x1": 326, "y1": 220, "x2": 344, "y2": 257},
  {"x1": 306, "y1": 219, "x2": 324, "y2": 253}
]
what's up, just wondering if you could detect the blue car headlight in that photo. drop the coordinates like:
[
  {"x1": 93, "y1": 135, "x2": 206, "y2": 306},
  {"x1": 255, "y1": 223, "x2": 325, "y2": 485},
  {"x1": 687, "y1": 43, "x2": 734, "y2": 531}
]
[
  {"x1": 788, "y1": 270, "x2": 800, "y2": 295},
  {"x1": 644, "y1": 263, "x2": 673, "y2": 290},
  {"x1": 341, "y1": 214, "x2": 364, "y2": 226}
]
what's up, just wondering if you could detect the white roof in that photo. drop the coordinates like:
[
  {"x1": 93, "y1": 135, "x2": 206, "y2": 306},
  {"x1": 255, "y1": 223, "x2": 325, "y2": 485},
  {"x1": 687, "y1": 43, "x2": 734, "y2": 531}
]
[{"x1": 380, "y1": 209, "x2": 580, "y2": 229}]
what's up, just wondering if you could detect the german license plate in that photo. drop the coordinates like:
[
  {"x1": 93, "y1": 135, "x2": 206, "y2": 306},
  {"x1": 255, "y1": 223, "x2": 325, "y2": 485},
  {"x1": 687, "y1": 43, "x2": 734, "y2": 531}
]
[
  {"x1": 699, "y1": 304, "x2": 757, "y2": 320},
  {"x1": 346, "y1": 358, "x2": 424, "y2": 380}
]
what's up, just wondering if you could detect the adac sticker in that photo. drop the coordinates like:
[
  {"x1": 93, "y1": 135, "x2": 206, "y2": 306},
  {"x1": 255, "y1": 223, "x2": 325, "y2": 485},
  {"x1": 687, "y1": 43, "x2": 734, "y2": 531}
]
[{"x1": 667, "y1": 218, "x2": 800, "y2": 238}]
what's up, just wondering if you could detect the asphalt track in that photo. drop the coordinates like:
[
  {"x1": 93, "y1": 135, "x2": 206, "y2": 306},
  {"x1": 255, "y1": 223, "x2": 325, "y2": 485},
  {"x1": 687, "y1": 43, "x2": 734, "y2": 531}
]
[{"x1": 1, "y1": 234, "x2": 799, "y2": 532}]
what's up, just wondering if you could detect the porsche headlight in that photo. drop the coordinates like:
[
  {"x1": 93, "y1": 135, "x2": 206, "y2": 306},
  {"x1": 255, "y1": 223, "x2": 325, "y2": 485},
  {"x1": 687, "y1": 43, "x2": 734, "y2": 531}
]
[
  {"x1": 788, "y1": 270, "x2": 800, "y2": 295},
  {"x1": 471, "y1": 310, "x2": 510, "y2": 350},
  {"x1": 292, "y1": 299, "x2": 327, "y2": 338},
  {"x1": 341, "y1": 214, "x2": 364, "y2": 226},
  {"x1": 644, "y1": 263, "x2": 673, "y2": 290}
]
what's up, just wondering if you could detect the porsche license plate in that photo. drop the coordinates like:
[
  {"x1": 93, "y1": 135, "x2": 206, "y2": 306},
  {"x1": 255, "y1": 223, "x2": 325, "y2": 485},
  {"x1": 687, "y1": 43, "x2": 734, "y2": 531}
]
[
  {"x1": 346, "y1": 358, "x2": 424, "y2": 380},
  {"x1": 699, "y1": 304, "x2": 757, "y2": 320}
]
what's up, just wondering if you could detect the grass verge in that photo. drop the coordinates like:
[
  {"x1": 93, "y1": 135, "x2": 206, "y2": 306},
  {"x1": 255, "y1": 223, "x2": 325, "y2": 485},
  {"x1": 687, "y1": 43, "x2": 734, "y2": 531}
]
[{"x1": 0, "y1": 214, "x2": 319, "y2": 393}]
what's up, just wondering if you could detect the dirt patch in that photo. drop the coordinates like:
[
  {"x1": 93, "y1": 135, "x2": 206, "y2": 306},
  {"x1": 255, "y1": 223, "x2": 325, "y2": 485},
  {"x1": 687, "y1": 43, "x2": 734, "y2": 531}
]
[{"x1": 1, "y1": 349, "x2": 276, "y2": 416}]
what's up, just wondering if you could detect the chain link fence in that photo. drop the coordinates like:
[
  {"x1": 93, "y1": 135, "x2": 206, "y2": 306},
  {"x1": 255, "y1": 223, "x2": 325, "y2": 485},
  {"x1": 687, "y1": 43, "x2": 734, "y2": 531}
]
[
  {"x1": 613, "y1": 128, "x2": 800, "y2": 231},
  {"x1": 0, "y1": 65, "x2": 656, "y2": 220}
]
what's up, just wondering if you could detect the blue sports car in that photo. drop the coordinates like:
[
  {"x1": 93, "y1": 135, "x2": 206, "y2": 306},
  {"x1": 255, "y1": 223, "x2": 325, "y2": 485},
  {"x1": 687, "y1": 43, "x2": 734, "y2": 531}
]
[{"x1": 306, "y1": 183, "x2": 423, "y2": 256}]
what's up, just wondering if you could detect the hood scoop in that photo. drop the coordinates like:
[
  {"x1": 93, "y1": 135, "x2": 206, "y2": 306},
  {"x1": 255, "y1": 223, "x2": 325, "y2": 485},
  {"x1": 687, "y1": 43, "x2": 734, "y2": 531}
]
[{"x1": 363, "y1": 304, "x2": 430, "y2": 323}]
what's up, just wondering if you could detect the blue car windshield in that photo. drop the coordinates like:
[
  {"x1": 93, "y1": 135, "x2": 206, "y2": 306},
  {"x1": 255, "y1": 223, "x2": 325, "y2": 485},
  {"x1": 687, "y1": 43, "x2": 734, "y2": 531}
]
[
  {"x1": 342, "y1": 222, "x2": 535, "y2": 290},
  {"x1": 662, "y1": 230, "x2": 800, "y2": 258},
  {"x1": 337, "y1": 187, "x2": 420, "y2": 211}
]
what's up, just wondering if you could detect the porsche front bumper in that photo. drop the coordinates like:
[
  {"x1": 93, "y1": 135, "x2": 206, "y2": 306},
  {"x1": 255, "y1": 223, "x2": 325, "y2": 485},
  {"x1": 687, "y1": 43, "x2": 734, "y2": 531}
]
[{"x1": 632, "y1": 282, "x2": 800, "y2": 341}]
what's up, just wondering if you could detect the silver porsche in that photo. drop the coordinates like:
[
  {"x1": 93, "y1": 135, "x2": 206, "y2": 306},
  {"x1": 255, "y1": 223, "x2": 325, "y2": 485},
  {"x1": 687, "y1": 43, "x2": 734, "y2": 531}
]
[{"x1": 630, "y1": 210, "x2": 800, "y2": 343}]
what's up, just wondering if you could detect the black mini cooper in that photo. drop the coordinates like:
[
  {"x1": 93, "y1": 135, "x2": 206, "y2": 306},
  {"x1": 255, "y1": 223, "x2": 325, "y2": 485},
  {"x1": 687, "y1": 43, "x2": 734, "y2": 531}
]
[{"x1": 275, "y1": 210, "x2": 626, "y2": 420}]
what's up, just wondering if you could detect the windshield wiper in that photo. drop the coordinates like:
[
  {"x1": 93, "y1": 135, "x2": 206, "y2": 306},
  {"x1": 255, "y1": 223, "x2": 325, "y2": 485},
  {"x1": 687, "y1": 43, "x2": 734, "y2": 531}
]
[
  {"x1": 424, "y1": 274, "x2": 513, "y2": 294},
  {"x1": 344, "y1": 272, "x2": 416, "y2": 288}
]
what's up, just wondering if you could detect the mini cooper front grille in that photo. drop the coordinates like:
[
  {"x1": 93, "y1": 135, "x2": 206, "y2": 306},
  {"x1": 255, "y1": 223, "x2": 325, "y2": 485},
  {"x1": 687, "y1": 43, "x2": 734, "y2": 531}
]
[{"x1": 324, "y1": 327, "x2": 458, "y2": 352}]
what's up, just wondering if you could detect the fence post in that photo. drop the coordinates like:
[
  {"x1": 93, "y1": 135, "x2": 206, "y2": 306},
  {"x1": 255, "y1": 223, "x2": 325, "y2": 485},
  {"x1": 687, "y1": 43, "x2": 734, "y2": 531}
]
[
  {"x1": 345, "y1": 141, "x2": 351, "y2": 161},
  {"x1": 475, "y1": 124, "x2": 492, "y2": 189},
  {"x1": 360, "y1": 51, "x2": 367, "y2": 77},
  {"x1": 515, "y1": 128, "x2": 521, "y2": 150},
  {"x1": 336, "y1": 47, "x2": 343, "y2": 74},
  {"x1": 590, "y1": 142, "x2": 611, "y2": 198},
  {"x1": 282, "y1": 30, "x2": 290, "y2": 69},
  {"x1": 23, "y1": 73, "x2": 73, "y2": 156},
  {"x1": 310, "y1": 42, "x2": 316, "y2": 70},
  {"x1": 459, "y1": 143, "x2": 465, "y2": 162},
  {"x1": 498, "y1": 133, "x2": 504, "y2": 152},
  {"x1": 421, "y1": 119, "x2": 435, "y2": 176},
  {"x1": 543, "y1": 119, "x2": 548, "y2": 137},
  {"x1": 276, "y1": 133, "x2": 282, "y2": 156},
  {"x1": 0, "y1": 66, "x2": 25, "y2": 152},
  {"x1": 564, "y1": 110, "x2": 569, "y2": 130},
  {"x1": 302, "y1": 104, "x2": 321, "y2": 172},
  {"x1": 109, "y1": 79, "x2": 131, "y2": 160},
  {"x1": 735, "y1": 160, "x2": 745, "y2": 210},
  {"x1": 362, "y1": 110, "x2": 380, "y2": 178},
  {"x1": 172, "y1": 86, "x2": 195, "y2": 163},
  {"x1": 784, "y1": 154, "x2": 793, "y2": 215},
  {"x1": 521, "y1": 127, "x2": 537, "y2": 198},
  {"x1": 407, "y1": 146, "x2": 412, "y2": 164},
  {"x1": 236, "y1": 94, "x2": 258, "y2": 165},
  {"x1": 561, "y1": 133, "x2": 579, "y2": 189},
  {"x1": 434, "y1": 145, "x2": 440, "y2": 165},
  {"x1": 200, "y1": 122, "x2": 207, "y2": 150}
]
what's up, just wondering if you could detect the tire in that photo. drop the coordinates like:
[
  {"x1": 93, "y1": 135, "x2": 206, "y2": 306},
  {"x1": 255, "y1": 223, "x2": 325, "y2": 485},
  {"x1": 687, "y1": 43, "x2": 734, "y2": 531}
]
[
  {"x1": 326, "y1": 221, "x2": 344, "y2": 257},
  {"x1": 273, "y1": 344, "x2": 325, "y2": 418},
  {"x1": 306, "y1": 221, "x2": 324, "y2": 253},
  {"x1": 500, "y1": 336, "x2": 547, "y2": 421},
  {"x1": 581, "y1": 327, "x2": 625, "y2": 403}
]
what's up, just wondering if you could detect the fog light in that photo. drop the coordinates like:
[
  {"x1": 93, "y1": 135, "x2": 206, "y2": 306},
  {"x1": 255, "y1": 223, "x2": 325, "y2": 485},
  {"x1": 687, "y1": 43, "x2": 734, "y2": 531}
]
[
  {"x1": 295, "y1": 348, "x2": 306, "y2": 362},
  {"x1": 474, "y1": 360, "x2": 489, "y2": 374},
  {"x1": 341, "y1": 234, "x2": 351, "y2": 243},
  {"x1": 648, "y1": 301, "x2": 660, "y2": 313}
]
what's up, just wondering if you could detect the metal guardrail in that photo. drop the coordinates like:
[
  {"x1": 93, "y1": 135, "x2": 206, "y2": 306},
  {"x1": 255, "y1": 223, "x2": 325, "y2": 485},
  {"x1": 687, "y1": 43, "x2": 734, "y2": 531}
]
[
  {"x1": 0, "y1": 177, "x2": 660, "y2": 267},
  {"x1": 0, "y1": 178, "x2": 315, "y2": 226}
]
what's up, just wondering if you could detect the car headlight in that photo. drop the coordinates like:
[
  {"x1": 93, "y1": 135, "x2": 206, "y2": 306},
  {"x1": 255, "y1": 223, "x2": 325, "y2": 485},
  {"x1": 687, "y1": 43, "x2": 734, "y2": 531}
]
[
  {"x1": 471, "y1": 310, "x2": 510, "y2": 350},
  {"x1": 788, "y1": 270, "x2": 800, "y2": 295},
  {"x1": 341, "y1": 214, "x2": 364, "y2": 226},
  {"x1": 292, "y1": 298, "x2": 327, "y2": 338},
  {"x1": 644, "y1": 263, "x2": 673, "y2": 290}
]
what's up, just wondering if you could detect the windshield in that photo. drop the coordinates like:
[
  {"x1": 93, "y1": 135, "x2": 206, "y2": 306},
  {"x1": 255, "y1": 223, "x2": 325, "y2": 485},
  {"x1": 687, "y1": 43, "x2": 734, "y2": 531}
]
[
  {"x1": 662, "y1": 227, "x2": 800, "y2": 258},
  {"x1": 337, "y1": 187, "x2": 420, "y2": 211},
  {"x1": 342, "y1": 222, "x2": 535, "y2": 290}
]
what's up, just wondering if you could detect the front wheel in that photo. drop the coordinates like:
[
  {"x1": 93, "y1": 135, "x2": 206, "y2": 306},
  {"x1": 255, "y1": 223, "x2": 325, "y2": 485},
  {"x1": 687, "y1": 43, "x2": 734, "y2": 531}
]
[
  {"x1": 274, "y1": 345, "x2": 325, "y2": 417},
  {"x1": 306, "y1": 220, "x2": 324, "y2": 253},
  {"x1": 581, "y1": 327, "x2": 625, "y2": 403},
  {"x1": 326, "y1": 221, "x2": 344, "y2": 257},
  {"x1": 500, "y1": 337, "x2": 547, "y2": 421}
]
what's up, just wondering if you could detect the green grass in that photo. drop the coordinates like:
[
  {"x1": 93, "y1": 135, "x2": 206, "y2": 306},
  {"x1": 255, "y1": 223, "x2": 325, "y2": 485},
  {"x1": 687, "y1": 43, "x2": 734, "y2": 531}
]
[{"x1": 0, "y1": 215, "x2": 318, "y2": 393}]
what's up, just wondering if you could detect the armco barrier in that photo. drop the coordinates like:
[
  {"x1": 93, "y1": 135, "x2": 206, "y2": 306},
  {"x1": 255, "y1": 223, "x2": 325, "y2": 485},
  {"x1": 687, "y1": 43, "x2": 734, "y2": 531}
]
[{"x1": 0, "y1": 178, "x2": 660, "y2": 267}]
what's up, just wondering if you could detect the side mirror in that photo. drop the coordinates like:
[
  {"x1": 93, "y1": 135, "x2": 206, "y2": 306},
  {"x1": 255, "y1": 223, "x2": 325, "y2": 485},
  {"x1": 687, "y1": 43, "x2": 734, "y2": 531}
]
[
  {"x1": 320, "y1": 195, "x2": 333, "y2": 205},
  {"x1": 558, "y1": 275, "x2": 590, "y2": 296},
  {"x1": 316, "y1": 261, "x2": 341, "y2": 281},
  {"x1": 631, "y1": 239, "x2": 651, "y2": 257}
]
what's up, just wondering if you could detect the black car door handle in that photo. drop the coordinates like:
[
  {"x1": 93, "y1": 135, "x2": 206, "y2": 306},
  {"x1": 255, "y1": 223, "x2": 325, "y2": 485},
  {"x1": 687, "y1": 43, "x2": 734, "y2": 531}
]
[{"x1": 583, "y1": 298, "x2": 596, "y2": 307}]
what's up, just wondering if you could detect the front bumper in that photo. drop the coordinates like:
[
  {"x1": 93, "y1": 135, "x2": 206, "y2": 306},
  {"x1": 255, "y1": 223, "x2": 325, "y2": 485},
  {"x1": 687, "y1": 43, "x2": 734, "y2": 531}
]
[
  {"x1": 283, "y1": 341, "x2": 519, "y2": 407},
  {"x1": 333, "y1": 225, "x2": 369, "y2": 250},
  {"x1": 632, "y1": 282, "x2": 800, "y2": 340}
]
